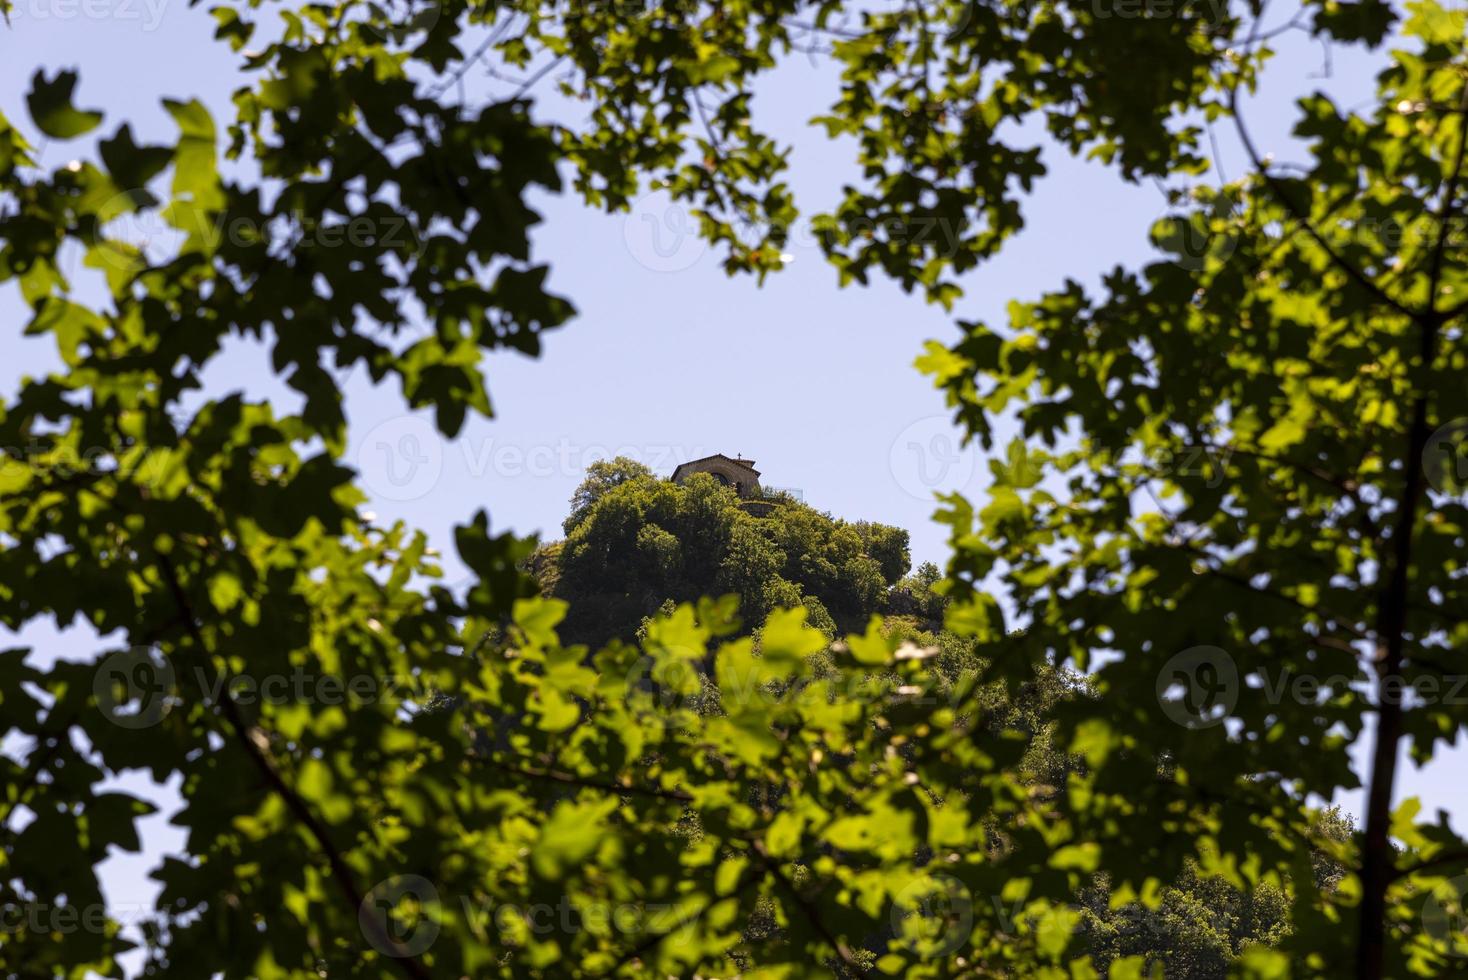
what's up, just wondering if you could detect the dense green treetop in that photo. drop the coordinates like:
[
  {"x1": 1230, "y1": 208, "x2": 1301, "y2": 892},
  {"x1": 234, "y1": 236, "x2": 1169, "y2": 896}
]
[{"x1": 538, "y1": 457, "x2": 915, "y2": 644}]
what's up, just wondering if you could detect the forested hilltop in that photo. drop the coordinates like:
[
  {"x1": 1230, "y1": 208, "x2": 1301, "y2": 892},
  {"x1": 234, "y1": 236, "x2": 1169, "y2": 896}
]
[{"x1": 528, "y1": 457, "x2": 945, "y2": 647}]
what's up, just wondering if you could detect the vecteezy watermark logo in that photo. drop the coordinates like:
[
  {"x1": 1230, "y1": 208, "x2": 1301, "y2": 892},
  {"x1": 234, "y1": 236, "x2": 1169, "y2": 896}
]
[
  {"x1": 0, "y1": 900, "x2": 150, "y2": 935},
  {"x1": 1424, "y1": 419, "x2": 1468, "y2": 497},
  {"x1": 1156, "y1": 645, "x2": 1238, "y2": 729},
  {"x1": 622, "y1": 650, "x2": 706, "y2": 728},
  {"x1": 361, "y1": 875, "x2": 441, "y2": 958},
  {"x1": 459, "y1": 440, "x2": 701, "y2": 480},
  {"x1": 1152, "y1": 198, "x2": 1239, "y2": 272},
  {"x1": 890, "y1": 416, "x2": 975, "y2": 500},
  {"x1": 93, "y1": 194, "x2": 424, "y2": 277},
  {"x1": 359, "y1": 0, "x2": 442, "y2": 43},
  {"x1": 1091, "y1": 0, "x2": 1230, "y2": 21},
  {"x1": 2, "y1": 0, "x2": 169, "y2": 30},
  {"x1": 93, "y1": 646, "x2": 176, "y2": 728},
  {"x1": 890, "y1": 873, "x2": 973, "y2": 958},
  {"x1": 624, "y1": 191, "x2": 706, "y2": 273},
  {"x1": 1422, "y1": 874, "x2": 1468, "y2": 957},
  {"x1": 1146, "y1": 444, "x2": 1234, "y2": 489},
  {"x1": 356, "y1": 416, "x2": 443, "y2": 502}
]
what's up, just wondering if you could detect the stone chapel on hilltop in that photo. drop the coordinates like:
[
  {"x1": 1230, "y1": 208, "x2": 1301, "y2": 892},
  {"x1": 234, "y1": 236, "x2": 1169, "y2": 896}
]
[{"x1": 670, "y1": 453, "x2": 763, "y2": 498}]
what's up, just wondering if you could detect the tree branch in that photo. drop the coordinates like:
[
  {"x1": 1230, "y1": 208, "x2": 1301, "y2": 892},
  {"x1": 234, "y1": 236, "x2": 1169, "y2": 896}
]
[
  {"x1": 1356, "y1": 82, "x2": 1468, "y2": 980},
  {"x1": 155, "y1": 550, "x2": 432, "y2": 980},
  {"x1": 752, "y1": 840, "x2": 868, "y2": 975},
  {"x1": 1228, "y1": 89, "x2": 1423, "y2": 326},
  {"x1": 594, "y1": 866, "x2": 759, "y2": 977},
  {"x1": 0, "y1": 719, "x2": 74, "y2": 833},
  {"x1": 469, "y1": 755, "x2": 694, "y2": 803},
  {"x1": 1169, "y1": 542, "x2": 1372, "y2": 643},
  {"x1": 1391, "y1": 846, "x2": 1468, "y2": 882},
  {"x1": 1192, "y1": 439, "x2": 1382, "y2": 541}
]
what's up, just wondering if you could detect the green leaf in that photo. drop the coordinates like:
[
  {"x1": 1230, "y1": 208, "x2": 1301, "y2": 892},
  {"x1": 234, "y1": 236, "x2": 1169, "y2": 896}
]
[
  {"x1": 162, "y1": 98, "x2": 223, "y2": 211},
  {"x1": 532, "y1": 799, "x2": 617, "y2": 880},
  {"x1": 847, "y1": 616, "x2": 896, "y2": 666},
  {"x1": 26, "y1": 70, "x2": 103, "y2": 139},
  {"x1": 99, "y1": 125, "x2": 172, "y2": 189}
]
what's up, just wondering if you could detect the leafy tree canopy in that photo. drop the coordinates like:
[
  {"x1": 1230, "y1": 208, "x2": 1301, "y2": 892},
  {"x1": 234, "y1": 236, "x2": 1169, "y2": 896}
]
[{"x1": 0, "y1": 0, "x2": 1464, "y2": 977}]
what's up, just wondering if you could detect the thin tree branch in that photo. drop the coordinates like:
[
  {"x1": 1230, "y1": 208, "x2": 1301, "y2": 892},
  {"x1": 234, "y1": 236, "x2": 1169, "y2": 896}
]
[
  {"x1": 427, "y1": 16, "x2": 519, "y2": 100},
  {"x1": 0, "y1": 720, "x2": 74, "y2": 833},
  {"x1": 469, "y1": 755, "x2": 694, "y2": 803},
  {"x1": 1228, "y1": 89, "x2": 1423, "y2": 326},
  {"x1": 752, "y1": 840, "x2": 868, "y2": 975},
  {"x1": 1193, "y1": 439, "x2": 1382, "y2": 540},
  {"x1": 1425, "y1": 97, "x2": 1468, "y2": 321},
  {"x1": 782, "y1": 17, "x2": 863, "y2": 39},
  {"x1": 1171, "y1": 542, "x2": 1372, "y2": 642},
  {"x1": 594, "y1": 867, "x2": 759, "y2": 977},
  {"x1": 512, "y1": 54, "x2": 567, "y2": 100},
  {"x1": 1438, "y1": 290, "x2": 1468, "y2": 323},
  {"x1": 693, "y1": 92, "x2": 725, "y2": 158},
  {"x1": 1391, "y1": 846, "x2": 1468, "y2": 882},
  {"x1": 155, "y1": 550, "x2": 433, "y2": 980}
]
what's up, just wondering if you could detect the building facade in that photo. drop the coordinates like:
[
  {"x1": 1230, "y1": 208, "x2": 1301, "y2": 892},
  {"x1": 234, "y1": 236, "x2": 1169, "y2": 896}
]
[{"x1": 670, "y1": 454, "x2": 763, "y2": 498}]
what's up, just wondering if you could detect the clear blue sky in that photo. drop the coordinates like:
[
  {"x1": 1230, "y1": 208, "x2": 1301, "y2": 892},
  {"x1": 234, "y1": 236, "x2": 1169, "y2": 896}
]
[{"x1": 2, "y1": 4, "x2": 1463, "y2": 970}]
